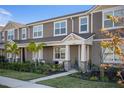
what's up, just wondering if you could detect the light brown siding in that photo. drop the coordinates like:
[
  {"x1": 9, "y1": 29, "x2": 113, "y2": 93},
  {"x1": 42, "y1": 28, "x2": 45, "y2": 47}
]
[
  {"x1": 43, "y1": 22, "x2": 53, "y2": 37},
  {"x1": 67, "y1": 18, "x2": 72, "y2": 34},
  {"x1": 73, "y1": 16, "x2": 79, "y2": 33},
  {"x1": 91, "y1": 41, "x2": 102, "y2": 65},
  {"x1": 28, "y1": 26, "x2": 33, "y2": 39},
  {"x1": 93, "y1": 12, "x2": 102, "y2": 39},
  {"x1": 43, "y1": 46, "x2": 53, "y2": 63}
]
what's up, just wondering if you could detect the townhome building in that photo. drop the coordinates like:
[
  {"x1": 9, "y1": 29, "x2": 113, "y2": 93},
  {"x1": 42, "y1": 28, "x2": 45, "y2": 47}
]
[{"x1": 0, "y1": 5, "x2": 123, "y2": 71}]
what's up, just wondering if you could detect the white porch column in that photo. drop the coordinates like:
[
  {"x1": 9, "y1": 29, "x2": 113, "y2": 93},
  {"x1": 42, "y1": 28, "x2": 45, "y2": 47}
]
[
  {"x1": 64, "y1": 45, "x2": 71, "y2": 71},
  {"x1": 65, "y1": 45, "x2": 70, "y2": 61},
  {"x1": 80, "y1": 44, "x2": 87, "y2": 72}
]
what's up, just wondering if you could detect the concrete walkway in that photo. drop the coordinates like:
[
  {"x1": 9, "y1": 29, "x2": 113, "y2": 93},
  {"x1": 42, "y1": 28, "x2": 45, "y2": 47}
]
[
  {"x1": 29, "y1": 69, "x2": 78, "y2": 83},
  {"x1": 0, "y1": 76, "x2": 53, "y2": 88}
]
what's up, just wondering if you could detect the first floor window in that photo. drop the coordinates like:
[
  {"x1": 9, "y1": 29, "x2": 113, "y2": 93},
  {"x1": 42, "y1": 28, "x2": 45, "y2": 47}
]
[
  {"x1": 7, "y1": 53, "x2": 12, "y2": 59},
  {"x1": 103, "y1": 47, "x2": 123, "y2": 63},
  {"x1": 32, "y1": 49, "x2": 43, "y2": 60},
  {"x1": 54, "y1": 46, "x2": 65, "y2": 60}
]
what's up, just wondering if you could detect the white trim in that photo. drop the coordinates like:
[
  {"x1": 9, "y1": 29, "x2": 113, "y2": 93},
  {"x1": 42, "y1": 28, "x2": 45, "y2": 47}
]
[
  {"x1": 71, "y1": 17, "x2": 74, "y2": 33},
  {"x1": 54, "y1": 20, "x2": 67, "y2": 36},
  {"x1": 91, "y1": 13, "x2": 93, "y2": 33},
  {"x1": 93, "y1": 38, "x2": 124, "y2": 41},
  {"x1": 102, "y1": 6, "x2": 124, "y2": 30},
  {"x1": 62, "y1": 33, "x2": 84, "y2": 42},
  {"x1": 79, "y1": 16, "x2": 89, "y2": 34},
  {"x1": 33, "y1": 25, "x2": 43, "y2": 39}
]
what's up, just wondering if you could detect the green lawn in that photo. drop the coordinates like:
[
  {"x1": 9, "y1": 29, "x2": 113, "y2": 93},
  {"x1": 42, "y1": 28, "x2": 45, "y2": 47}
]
[
  {"x1": 38, "y1": 76, "x2": 122, "y2": 88},
  {"x1": 0, "y1": 69, "x2": 45, "y2": 81},
  {"x1": 0, "y1": 85, "x2": 9, "y2": 88}
]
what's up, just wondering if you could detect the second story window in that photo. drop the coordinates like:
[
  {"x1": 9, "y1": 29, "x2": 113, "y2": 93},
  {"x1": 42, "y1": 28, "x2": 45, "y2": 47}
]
[
  {"x1": 79, "y1": 16, "x2": 89, "y2": 33},
  {"x1": 7, "y1": 29, "x2": 14, "y2": 40},
  {"x1": 103, "y1": 6, "x2": 124, "y2": 29},
  {"x1": 54, "y1": 20, "x2": 67, "y2": 36},
  {"x1": 33, "y1": 25, "x2": 43, "y2": 38},
  {"x1": 21, "y1": 28, "x2": 27, "y2": 40}
]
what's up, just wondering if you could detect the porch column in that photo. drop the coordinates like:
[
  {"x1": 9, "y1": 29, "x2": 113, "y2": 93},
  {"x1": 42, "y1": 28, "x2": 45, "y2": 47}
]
[
  {"x1": 64, "y1": 45, "x2": 71, "y2": 71},
  {"x1": 80, "y1": 44, "x2": 87, "y2": 72}
]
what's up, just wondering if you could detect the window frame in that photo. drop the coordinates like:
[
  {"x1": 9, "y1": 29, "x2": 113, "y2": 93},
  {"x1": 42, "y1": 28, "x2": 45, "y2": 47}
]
[
  {"x1": 102, "y1": 48, "x2": 121, "y2": 63},
  {"x1": 79, "y1": 16, "x2": 89, "y2": 34},
  {"x1": 54, "y1": 20, "x2": 67, "y2": 36},
  {"x1": 33, "y1": 25, "x2": 43, "y2": 39},
  {"x1": 21, "y1": 28, "x2": 27, "y2": 40},
  {"x1": 7, "y1": 29, "x2": 15, "y2": 41},
  {"x1": 102, "y1": 6, "x2": 124, "y2": 30},
  {"x1": 53, "y1": 46, "x2": 66, "y2": 60}
]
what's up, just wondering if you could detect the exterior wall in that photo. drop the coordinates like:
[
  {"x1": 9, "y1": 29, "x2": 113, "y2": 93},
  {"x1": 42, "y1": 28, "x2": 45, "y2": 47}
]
[
  {"x1": 93, "y1": 11, "x2": 103, "y2": 39},
  {"x1": 25, "y1": 48, "x2": 32, "y2": 61},
  {"x1": 43, "y1": 22, "x2": 53, "y2": 38},
  {"x1": 70, "y1": 45, "x2": 78, "y2": 67},
  {"x1": 27, "y1": 26, "x2": 33, "y2": 39},
  {"x1": 67, "y1": 18, "x2": 72, "y2": 34},
  {"x1": 73, "y1": 16, "x2": 79, "y2": 34},
  {"x1": 43, "y1": 46, "x2": 53, "y2": 63},
  {"x1": 91, "y1": 41, "x2": 102, "y2": 65},
  {"x1": 15, "y1": 29, "x2": 18, "y2": 40}
]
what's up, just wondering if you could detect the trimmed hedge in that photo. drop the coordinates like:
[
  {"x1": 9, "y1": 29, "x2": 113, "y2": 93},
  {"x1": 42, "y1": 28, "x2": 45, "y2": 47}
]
[{"x1": 0, "y1": 61, "x2": 64, "y2": 75}]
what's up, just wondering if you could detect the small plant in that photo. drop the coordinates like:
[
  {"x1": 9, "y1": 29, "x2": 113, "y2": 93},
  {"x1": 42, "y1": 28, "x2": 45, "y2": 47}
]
[
  {"x1": 100, "y1": 76, "x2": 109, "y2": 82},
  {"x1": 90, "y1": 76, "x2": 99, "y2": 81}
]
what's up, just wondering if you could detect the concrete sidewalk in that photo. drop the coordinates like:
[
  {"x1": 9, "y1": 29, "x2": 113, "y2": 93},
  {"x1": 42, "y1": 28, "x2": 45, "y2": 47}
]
[
  {"x1": 30, "y1": 69, "x2": 78, "y2": 83},
  {"x1": 0, "y1": 76, "x2": 53, "y2": 88}
]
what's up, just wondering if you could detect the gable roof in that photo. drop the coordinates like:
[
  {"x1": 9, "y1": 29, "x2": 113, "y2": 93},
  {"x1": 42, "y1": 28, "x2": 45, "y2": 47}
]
[{"x1": 2, "y1": 21, "x2": 25, "y2": 31}]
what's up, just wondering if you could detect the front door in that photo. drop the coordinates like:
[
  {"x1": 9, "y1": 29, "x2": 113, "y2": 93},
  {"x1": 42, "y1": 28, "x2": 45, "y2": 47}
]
[{"x1": 70, "y1": 45, "x2": 79, "y2": 69}]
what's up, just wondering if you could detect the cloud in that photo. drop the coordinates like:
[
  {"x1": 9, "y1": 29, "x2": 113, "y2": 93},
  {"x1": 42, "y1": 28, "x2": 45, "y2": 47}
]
[
  {"x1": 0, "y1": 8, "x2": 12, "y2": 16},
  {"x1": 0, "y1": 8, "x2": 12, "y2": 26}
]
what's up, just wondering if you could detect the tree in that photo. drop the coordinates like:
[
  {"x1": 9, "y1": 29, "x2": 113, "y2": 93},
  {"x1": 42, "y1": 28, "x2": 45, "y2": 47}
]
[
  {"x1": 100, "y1": 15, "x2": 124, "y2": 63},
  {"x1": 4, "y1": 41, "x2": 20, "y2": 62},
  {"x1": 100, "y1": 15, "x2": 124, "y2": 85},
  {"x1": 26, "y1": 41, "x2": 45, "y2": 61}
]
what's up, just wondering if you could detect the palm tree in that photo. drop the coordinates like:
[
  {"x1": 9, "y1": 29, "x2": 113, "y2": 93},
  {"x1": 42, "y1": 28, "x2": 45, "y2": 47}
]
[
  {"x1": 4, "y1": 41, "x2": 20, "y2": 62},
  {"x1": 26, "y1": 41, "x2": 45, "y2": 61}
]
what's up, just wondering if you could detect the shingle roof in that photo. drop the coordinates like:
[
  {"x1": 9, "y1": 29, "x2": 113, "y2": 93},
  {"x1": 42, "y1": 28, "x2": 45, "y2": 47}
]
[{"x1": 13, "y1": 32, "x2": 94, "y2": 44}]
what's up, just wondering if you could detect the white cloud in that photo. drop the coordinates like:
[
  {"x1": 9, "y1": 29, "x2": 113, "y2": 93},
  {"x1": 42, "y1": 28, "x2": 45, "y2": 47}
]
[
  {"x1": 0, "y1": 8, "x2": 12, "y2": 16},
  {"x1": 0, "y1": 8, "x2": 12, "y2": 26}
]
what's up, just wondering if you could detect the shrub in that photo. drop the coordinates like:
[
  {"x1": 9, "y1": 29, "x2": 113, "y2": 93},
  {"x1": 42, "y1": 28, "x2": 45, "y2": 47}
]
[
  {"x1": 100, "y1": 76, "x2": 109, "y2": 82},
  {"x1": 105, "y1": 67, "x2": 119, "y2": 81},
  {"x1": 90, "y1": 76, "x2": 99, "y2": 81}
]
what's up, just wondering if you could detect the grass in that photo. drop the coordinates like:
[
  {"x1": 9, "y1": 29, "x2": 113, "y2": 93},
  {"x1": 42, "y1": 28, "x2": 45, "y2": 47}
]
[
  {"x1": 38, "y1": 75, "x2": 122, "y2": 88},
  {"x1": 0, "y1": 85, "x2": 9, "y2": 88},
  {"x1": 0, "y1": 69, "x2": 45, "y2": 81}
]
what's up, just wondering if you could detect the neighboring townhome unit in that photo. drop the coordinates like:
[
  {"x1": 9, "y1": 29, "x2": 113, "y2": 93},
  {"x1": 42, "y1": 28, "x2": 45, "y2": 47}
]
[{"x1": 0, "y1": 5, "x2": 123, "y2": 72}]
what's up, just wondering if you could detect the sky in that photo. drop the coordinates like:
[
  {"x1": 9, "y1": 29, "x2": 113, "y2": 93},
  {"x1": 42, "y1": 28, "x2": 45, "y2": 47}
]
[{"x1": 0, "y1": 5, "x2": 92, "y2": 26}]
